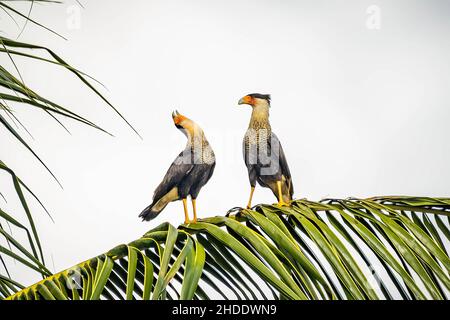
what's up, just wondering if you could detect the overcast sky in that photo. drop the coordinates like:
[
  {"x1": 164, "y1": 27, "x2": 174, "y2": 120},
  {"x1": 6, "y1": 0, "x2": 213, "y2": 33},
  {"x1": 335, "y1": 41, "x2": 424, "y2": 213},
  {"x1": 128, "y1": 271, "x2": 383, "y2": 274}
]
[{"x1": 1, "y1": 0, "x2": 449, "y2": 291}]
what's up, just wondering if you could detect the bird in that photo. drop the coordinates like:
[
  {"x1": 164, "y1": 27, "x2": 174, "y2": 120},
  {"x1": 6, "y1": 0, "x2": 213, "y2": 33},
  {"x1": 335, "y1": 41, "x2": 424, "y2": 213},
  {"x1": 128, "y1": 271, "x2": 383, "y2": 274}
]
[
  {"x1": 139, "y1": 110, "x2": 216, "y2": 223},
  {"x1": 238, "y1": 93, "x2": 294, "y2": 208}
]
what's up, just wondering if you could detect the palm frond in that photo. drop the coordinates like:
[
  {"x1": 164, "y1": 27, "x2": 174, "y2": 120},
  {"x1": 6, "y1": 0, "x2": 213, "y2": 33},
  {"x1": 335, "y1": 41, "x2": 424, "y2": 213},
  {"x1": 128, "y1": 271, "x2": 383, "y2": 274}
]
[
  {"x1": 7, "y1": 197, "x2": 450, "y2": 300},
  {"x1": 0, "y1": 0, "x2": 139, "y2": 298},
  {"x1": 0, "y1": 162, "x2": 54, "y2": 298}
]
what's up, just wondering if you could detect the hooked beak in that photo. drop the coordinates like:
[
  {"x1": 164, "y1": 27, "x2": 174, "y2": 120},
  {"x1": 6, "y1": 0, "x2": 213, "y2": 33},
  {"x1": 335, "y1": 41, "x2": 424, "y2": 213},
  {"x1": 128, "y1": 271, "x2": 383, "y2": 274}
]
[
  {"x1": 238, "y1": 95, "x2": 253, "y2": 106},
  {"x1": 172, "y1": 110, "x2": 180, "y2": 119},
  {"x1": 172, "y1": 109, "x2": 187, "y2": 129}
]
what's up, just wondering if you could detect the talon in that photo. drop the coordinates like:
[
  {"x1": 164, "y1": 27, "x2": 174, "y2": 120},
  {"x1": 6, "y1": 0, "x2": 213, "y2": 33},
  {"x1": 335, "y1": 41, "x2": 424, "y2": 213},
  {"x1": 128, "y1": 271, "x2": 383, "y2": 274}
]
[
  {"x1": 277, "y1": 201, "x2": 288, "y2": 207},
  {"x1": 276, "y1": 181, "x2": 291, "y2": 207}
]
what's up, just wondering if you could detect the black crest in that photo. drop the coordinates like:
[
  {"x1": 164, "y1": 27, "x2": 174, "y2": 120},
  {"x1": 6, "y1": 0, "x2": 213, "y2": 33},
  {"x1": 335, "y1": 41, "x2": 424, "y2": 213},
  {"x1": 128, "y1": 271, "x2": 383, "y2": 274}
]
[{"x1": 248, "y1": 93, "x2": 271, "y2": 103}]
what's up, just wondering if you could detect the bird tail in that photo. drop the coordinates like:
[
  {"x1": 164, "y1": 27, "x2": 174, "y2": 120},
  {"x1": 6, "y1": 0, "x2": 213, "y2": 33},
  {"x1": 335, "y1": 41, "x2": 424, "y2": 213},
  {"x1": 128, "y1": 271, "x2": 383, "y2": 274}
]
[
  {"x1": 139, "y1": 201, "x2": 164, "y2": 221},
  {"x1": 139, "y1": 188, "x2": 179, "y2": 222},
  {"x1": 287, "y1": 178, "x2": 294, "y2": 201}
]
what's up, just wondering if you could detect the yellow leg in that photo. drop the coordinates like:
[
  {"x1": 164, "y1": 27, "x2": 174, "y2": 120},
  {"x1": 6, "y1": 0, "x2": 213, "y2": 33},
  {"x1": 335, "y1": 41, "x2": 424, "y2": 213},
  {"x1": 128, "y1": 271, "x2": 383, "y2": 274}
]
[
  {"x1": 192, "y1": 199, "x2": 197, "y2": 223},
  {"x1": 277, "y1": 181, "x2": 288, "y2": 206},
  {"x1": 247, "y1": 186, "x2": 255, "y2": 209},
  {"x1": 182, "y1": 198, "x2": 190, "y2": 224}
]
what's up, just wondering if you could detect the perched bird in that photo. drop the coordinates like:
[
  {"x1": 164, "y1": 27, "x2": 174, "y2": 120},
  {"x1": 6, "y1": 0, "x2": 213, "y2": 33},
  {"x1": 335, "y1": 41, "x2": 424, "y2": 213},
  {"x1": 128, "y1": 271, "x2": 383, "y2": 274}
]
[
  {"x1": 139, "y1": 111, "x2": 216, "y2": 223},
  {"x1": 238, "y1": 93, "x2": 294, "y2": 208}
]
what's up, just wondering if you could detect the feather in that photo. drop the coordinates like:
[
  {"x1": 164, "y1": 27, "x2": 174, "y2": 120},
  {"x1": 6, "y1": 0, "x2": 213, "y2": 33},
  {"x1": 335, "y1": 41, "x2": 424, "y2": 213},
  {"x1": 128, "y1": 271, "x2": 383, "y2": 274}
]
[{"x1": 139, "y1": 113, "x2": 216, "y2": 222}]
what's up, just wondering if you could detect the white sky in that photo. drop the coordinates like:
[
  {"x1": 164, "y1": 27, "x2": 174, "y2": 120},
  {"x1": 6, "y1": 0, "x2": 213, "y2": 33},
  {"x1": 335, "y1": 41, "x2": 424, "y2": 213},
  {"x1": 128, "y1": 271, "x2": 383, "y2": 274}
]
[{"x1": 1, "y1": 0, "x2": 449, "y2": 293}]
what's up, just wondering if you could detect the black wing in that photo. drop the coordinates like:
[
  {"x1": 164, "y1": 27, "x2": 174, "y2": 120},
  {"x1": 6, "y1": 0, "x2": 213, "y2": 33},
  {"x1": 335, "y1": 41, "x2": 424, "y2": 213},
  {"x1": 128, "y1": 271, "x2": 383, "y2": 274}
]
[
  {"x1": 242, "y1": 134, "x2": 250, "y2": 167},
  {"x1": 270, "y1": 132, "x2": 294, "y2": 197},
  {"x1": 152, "y1": 151, "x2": 194, "y2": 202},
  {"x1": 242, "y1": 134, "x2": 258, "y2": 186}
]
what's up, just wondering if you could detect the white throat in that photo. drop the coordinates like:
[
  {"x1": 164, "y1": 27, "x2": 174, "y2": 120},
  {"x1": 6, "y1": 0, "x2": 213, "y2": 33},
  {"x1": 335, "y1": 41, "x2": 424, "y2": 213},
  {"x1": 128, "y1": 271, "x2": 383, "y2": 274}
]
[{"x1": 249, "y1": 100, "x2": 270, "y2": 128}]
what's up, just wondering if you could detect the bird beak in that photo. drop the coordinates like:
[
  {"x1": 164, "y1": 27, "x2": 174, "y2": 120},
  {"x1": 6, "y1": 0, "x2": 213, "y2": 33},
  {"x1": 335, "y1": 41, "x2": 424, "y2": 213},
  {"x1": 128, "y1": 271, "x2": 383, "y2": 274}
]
[
  {"x1": 172, "y1": 110, "x2": 187, "y2": 127},
  {"x1": 238, "y1": 95, "x2": 252, "y2": 106}
]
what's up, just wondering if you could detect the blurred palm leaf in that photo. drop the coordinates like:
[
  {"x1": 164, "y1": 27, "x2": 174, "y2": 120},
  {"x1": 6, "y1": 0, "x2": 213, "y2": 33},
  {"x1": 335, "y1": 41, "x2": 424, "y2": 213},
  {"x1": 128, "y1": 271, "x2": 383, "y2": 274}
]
[
  {"x1": 7, "y1": 197, "x2": 450, "y2": 300},
  {"x1": 0, "y1": 161, "x2": 53, "y2": 298},
  {"x1": 0, "y1": 0, "x2": 138, "y2": 297}
]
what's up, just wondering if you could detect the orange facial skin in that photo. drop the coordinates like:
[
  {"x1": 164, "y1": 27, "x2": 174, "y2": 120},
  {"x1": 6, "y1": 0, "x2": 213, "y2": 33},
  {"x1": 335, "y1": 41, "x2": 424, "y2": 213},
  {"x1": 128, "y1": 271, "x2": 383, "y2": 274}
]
[
  {"x1": 239, "y1": 95, "x2": 254, "y2": 106},
  {"x1": 172, "y1": 111, "x2": 197, "y2": 135},
  {"x1": 173, "y1": 114, "x2": 187, "y2": 126}
]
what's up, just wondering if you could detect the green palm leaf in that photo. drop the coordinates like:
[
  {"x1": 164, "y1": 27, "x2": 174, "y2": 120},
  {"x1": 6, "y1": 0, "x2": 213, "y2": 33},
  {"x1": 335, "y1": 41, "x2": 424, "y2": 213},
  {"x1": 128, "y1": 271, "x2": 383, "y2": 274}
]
[
  {"x1": 6, "y1": 197, "x2": 449, "y2": 300},
  {"x1": 0, "y1": 0, "x2": 139, "y2": 297}
]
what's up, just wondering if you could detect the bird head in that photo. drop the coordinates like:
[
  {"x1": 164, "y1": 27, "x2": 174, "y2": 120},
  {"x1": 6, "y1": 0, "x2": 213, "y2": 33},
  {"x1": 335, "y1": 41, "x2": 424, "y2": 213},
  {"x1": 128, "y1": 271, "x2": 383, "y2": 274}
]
[
  {"x1": 238, "y1": 93, "x2": 271, "y2": 108},
  {"x1": 172, "y1": 110, "x2": 202, "y2": 138}
]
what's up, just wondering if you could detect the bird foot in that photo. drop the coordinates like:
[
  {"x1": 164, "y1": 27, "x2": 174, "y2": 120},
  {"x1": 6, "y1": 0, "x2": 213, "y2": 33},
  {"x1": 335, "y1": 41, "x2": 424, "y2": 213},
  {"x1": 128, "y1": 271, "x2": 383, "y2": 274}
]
[{"x1": 276, "y1": 201, "x2": 289, "y2": 207}]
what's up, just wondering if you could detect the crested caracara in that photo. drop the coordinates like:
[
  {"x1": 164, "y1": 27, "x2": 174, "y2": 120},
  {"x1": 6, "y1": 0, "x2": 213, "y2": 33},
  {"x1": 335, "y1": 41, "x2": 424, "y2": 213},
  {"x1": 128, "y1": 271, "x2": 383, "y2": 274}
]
[
  {"x1": 139, "y1": 111, "x2": 216, "y2": 223},
  {"x1": 238, "y1": 93, "x2": 294, "y2": 208}
]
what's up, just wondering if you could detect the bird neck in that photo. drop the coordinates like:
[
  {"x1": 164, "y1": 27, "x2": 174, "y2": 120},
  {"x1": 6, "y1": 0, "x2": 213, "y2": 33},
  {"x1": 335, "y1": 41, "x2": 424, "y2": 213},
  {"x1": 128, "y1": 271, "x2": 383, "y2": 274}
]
[
  {"x1": 185, "y1": 130, "x2": 214, "y2": 164},
  {"x1": 184, "y1": 125, "x2": 203, "y2": 143},
  {"x1": 187, "y1": 132, "x2": 206, "y2": 146},
  {"x1": 249, "y1": 103, "x2": 271, "y2": 130}
]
